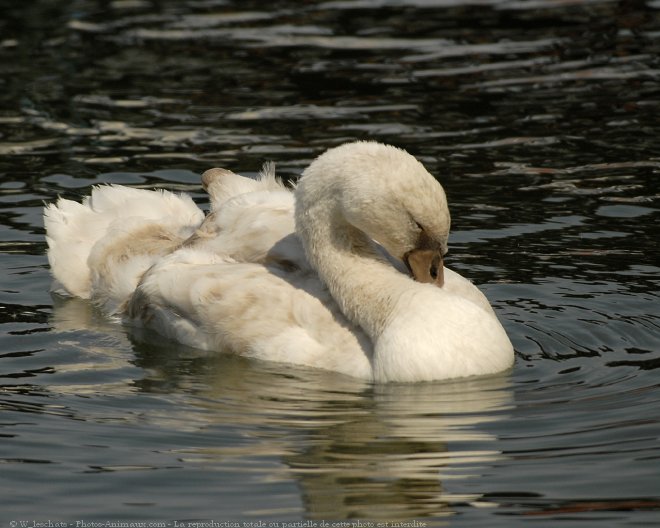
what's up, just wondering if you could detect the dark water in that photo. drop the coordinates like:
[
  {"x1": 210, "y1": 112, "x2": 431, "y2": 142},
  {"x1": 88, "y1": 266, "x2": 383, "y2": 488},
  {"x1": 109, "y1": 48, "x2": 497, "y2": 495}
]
[{"x1": 1, "y1": 0, "x2": 659, "y2": 525}]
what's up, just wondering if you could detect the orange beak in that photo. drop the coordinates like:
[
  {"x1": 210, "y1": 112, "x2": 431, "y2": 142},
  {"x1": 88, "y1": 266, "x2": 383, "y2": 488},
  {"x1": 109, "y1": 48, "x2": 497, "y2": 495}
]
[{"x1": 404, "y1": 249, "x2": 444, "y2": 287}]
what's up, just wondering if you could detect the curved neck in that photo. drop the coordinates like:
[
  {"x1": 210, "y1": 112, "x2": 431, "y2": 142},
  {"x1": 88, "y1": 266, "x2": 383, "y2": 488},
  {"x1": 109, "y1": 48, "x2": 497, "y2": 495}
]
[{"x1": 296, "y1": 198, "x2": 410, "y2": 341}]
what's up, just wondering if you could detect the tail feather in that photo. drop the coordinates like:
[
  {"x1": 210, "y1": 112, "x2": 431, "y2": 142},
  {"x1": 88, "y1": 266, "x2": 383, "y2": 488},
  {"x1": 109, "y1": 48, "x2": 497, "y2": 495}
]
[
  {"x1": 44, "y1": 185, "x2": 204, "y2": 302},
  {"x1": 44, "y1": 197, "x2": 112, "y2": 299}
]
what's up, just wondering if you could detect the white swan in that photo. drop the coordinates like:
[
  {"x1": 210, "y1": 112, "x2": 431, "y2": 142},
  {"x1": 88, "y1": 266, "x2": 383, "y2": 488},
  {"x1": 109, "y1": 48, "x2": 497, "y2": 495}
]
[{"x1": 44, "y1": 141, "x2": 514, "y2": 382}]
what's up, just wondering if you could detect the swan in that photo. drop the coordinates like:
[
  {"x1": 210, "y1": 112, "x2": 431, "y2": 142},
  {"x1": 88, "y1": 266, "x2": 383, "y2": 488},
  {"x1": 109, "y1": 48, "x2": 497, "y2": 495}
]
[{"x1": 44, "y1": 141, "x2": 514, "y2": 382}]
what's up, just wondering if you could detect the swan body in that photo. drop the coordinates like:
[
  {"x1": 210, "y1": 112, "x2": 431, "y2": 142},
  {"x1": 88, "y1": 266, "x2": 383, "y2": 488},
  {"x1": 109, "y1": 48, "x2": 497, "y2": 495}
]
[{"x1": 44, "y1": 141, "x2": 514, "y2": 382}]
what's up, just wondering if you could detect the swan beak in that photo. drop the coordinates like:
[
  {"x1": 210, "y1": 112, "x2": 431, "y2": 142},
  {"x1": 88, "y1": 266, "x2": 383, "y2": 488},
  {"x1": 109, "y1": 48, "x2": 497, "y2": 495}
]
[{"x1": 404, "y1": 249, "x2": 444, "y2": 288}]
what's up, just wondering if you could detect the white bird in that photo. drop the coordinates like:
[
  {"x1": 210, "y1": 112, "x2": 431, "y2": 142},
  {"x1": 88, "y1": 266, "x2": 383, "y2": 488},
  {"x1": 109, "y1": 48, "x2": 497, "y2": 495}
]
[{"x1": 44, "y1": 141, "x2": 514, "y2": 382}]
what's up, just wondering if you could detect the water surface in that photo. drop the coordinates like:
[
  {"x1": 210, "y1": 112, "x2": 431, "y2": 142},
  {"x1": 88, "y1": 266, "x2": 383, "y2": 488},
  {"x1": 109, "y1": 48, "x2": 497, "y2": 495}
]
[{"x1": 1, "y1": 0, "x2": 659, "y2": 525}]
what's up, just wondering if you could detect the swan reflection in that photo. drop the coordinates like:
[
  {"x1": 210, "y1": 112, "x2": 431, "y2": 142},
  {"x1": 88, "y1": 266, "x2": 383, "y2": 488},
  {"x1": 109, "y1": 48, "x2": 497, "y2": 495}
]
[
  {"x1": 50, "y1": 296, "x2": 513, "y2": 520},
  {"x1": 158, "y1": 350, "x2": 513, "y2": 520}
]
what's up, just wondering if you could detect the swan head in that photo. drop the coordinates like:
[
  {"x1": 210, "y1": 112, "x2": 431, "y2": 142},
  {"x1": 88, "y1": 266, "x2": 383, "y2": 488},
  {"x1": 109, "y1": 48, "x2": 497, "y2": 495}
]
[{"x1": 298, "y1": 141, "x2": 450, "y2": 286}]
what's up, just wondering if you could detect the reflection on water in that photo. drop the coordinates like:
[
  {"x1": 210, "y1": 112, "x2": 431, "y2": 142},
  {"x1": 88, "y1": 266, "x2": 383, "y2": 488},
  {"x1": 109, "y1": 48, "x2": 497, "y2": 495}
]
[
  {"x1": 1, "y1": 0, "x2": 659, "y2": 525},
  {"x1": 195, "y1": 365, "x2": 512, "y2": 520},
  {"x1": 46, "y1": 296, "x2": 516, "y2": 521}
]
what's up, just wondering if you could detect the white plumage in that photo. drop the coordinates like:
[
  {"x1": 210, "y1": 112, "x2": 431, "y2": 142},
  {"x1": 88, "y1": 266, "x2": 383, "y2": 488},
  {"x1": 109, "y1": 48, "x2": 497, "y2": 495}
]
[{"x1": 44, "y1": 141, "x2": 514, "y2": 382}]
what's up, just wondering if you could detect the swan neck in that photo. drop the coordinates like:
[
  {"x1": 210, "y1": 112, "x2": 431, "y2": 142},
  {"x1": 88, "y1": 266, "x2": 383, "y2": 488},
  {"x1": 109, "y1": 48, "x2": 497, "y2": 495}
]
[{"x1": 297, "y1": 199, "x2": 407, "y2": 340}]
